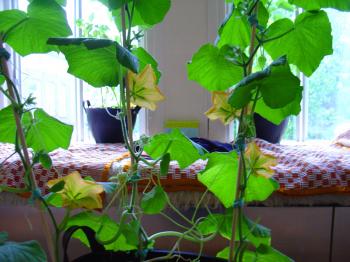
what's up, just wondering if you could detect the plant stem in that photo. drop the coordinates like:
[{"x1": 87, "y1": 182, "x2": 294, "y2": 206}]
[
  {"x1": 0, "y1": 41, "x2": 57, "y2": 262},
  {"x1": 228, "y1": 2, "x2": 259, "y2": 261}
]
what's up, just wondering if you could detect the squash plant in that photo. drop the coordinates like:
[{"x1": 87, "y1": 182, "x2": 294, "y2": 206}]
[
  {"x1": 187, "y1": 0, "x2": 350, "y2": 261},
  {"x1": 0, "y1": 0, "x2": 73, "y2": 261}
]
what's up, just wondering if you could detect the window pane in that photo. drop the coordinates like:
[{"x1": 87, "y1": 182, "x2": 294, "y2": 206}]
[
  {"x1": 18, "y1": 0, "x2": 78, "y2": 139},
  {"x1": 306, "y1": 9, "x2": 350, "y2": 140}
]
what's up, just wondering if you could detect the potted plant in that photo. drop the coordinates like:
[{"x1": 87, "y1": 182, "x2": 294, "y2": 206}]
[
  {"x1": 76, "y1": 16, "x2": 142, "y2": 143},
  {"x1": 187, "y1": 0, "x2": 349, "y2": 260}
]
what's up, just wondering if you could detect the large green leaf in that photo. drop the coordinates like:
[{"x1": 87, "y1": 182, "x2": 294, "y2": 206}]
[
  {"x1": 255, "y1": 86, "x2": 303, "y2": 125},
  {"x1": 132, "y1": 47, "x2": 161, "y2": 83},
  {"x1": 217, "y1": 247, "x2": 257, "y2": 261},
  {"x1": 263, "y1": 11, "x2": 332, "y2": 77},
  {"x1": 136, "y1": 0, "x2": 171, "y2": 25},
  {"x1": 48, "y1": 38, "x2": 139, "y2": 86},
  {"x1": 0, "y1": 0, "x2": 72, "y2": 56},
  {"x1": 66, "y1": 211, "x2": 136, "y2": 251},
  {"x1": 245, "y1": 176, "x2": 279, "y2": 202},
  {"x1": 198, "y1": 152, "x2": 238, "y2": 208},
  {"x1": 0, "y1": 106, "x2": 73, "y2": 152},
  {"x1": 289, "y1": 0, "x2": 350, "y2": 11},
  {"x1": 111, "y1": 0, "x2": 170, "y2": 29},
  {"x1": 144, "y1": 129, "x2": 202, "y2": 169},
  {"x1": 51, "y1": 40, "x2": 119, "y2": 87},
  {"x1": 141, "y1": 186, "x2": 168, "y2": 214},
  {"x1": 229, "y1": 57, "x2": 301, "y2": 110},
  {"x1": 187, "y1": 43, "x2": 243, "y2": 91},
  {"x1": 199, "y1": 211, "x2": 271, "y2": 248},
  {"x1": 0, "y1": 240, "x2": 46, "y2": 262},
  {"x1": 217, "y1": 9, "x2": 251, "y2": 50}
]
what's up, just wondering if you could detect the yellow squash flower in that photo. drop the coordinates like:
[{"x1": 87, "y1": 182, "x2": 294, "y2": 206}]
[
  {"x1": 47, "y1": 172, "x2": 104, "y2": 210},
  {"x1": 127, "y1": 64, "x2": 165, "y2": 110},
  {"x1": 205, "y1": 92, "x2": 240, "y2": 125},
  {"x1": 244, "y1": 142, "x2": 277, "y2": 178}
]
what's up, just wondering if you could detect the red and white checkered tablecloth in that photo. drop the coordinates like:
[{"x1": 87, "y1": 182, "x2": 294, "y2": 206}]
[{"x1": 1, "y1": 139, "x2": 350, "y2": 196}]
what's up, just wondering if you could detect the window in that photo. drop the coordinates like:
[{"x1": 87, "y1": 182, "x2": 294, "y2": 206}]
[
  {"x1": 283, "y1": 9, "x2": 350, "y2": 142},
  {"x1": 1, "y1": 0, "x2": 142, "y2": 142}
]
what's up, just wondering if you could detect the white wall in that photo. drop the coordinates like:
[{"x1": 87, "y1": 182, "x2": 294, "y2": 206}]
[{"x1": 145, "y1": 0, "x2": 229, "y2": 141}]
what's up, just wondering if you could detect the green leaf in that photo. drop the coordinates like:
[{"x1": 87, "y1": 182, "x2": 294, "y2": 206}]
[
  {"x1": 160, "y1": 153, "x2": 171, "y2": 177},
  {"x1": 229, "y1": 57, "x2": 301, "y2": 109},
  {"x1": 257, "y1": 2, "x2": 270, "y2": 28},
  {"x1": 187, "y1": 43, "x2": 243, "y2": 91},
  {"x1": 135, "y1": 0, "x2": 171, "y2": 26},
  {"x1": 197, "y1": 214, "x2": 222, "y2": 235},
  {"x1": 51, "y1": 40, "x2": 119, "y2": 87},
  {"x1": 0, "y1": 232, "x2": 8, "y2": 245},
  {"x1": 44, "y1": 192, "x2": 63, "y2": 207},
  {"x1": 26, "y1": 109, "x2": 73, "y2": 152},
  {"x1": 255, "y1": 86, "x2": 303, "y2": 125},
  {"x1": 132, "y1": 47, "x2": 161, "y2": 83},
  {"x1": 66, "y1": 211, "x2": 136, "y2": 251},
  {"x1": 0, "y1": 240, "x2": 46, "y2": 262},
  {"x1": 48, "y1": 38, "x2": 139, "y2": 85},
  {"x1": 144, "y1": 129, "x2": 202, "y2": 169},
  {"x1": 256, "y1": 245, "x2": 294, "y2": 261},
  {"x1": 141, "y1": 186, "x2": 168, "y2": 214},
  {"x1": 289, "y1": 0, "x2": 350, "y2": 11},
  {"x1": 217, "y1": 247, "x2": 257, "y2": 261},
  {"x1": 48, "y1": 180, "x2": 65, "y2": 193},
  {"x1": 198, "y1": 152, "x2": 238, "y2": 208},
  {"x1": 264, "y1": 11, "x2": 332, "y2": 76},
  {"x1": 245, "y1": 176, "x2": 279, "y2": 202},
  {"x1": 0, "y1": 106, "x2": 73, "y2": 153},
  {"x1": 119, "y1": 220, "x2": 140, "y2": 246},
  {"x1": 217, "y1": 9, "x2": 251, "y2": 49},
  {"x1": 0, "y1": 0, "x2": 72, "y2": 56},
  {"x1": 0, "y1": 75, "x2": 5, "y2": 85},
  {"x1": 39, "y1": 152, "x2": 52, "y2": 169},
  {"x1": 111, "y1": 0, "x2": 170, "y2": 29}
]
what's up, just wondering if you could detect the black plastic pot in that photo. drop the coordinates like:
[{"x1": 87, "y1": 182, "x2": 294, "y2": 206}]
[
  {"x1": 254, "y1": 113, "x2": 288, "y2": 144},
  {"x1": 84, "y1": 101, "x2": 140, "y2": 143},
  {"x1": 63, "y1": 226, "x2": 226, "y2": 262}
]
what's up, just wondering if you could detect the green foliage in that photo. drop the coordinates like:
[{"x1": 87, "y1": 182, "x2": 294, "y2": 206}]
[
  {"x1": 144, "y1": 129, "x2": 203, "y2": 169},
  {"x1": 198, "y1": 152, "x2": 238, "y2": 208},
  {"x1": 48, "y1": 38, "x2": 139, "y2": 87},
  {"x1": 289, "y1": 0, "x2": 350, "y2": 11},
  {"x1": 229, "y1": 57, "x2": 301, "y2": 109},
  {"x1": 255, "y1": 87, "x2": 302, "y2": 125},
  {"x1": 39, "y1": 152, "x2": 53, "y2": 169},
  {"x1": 263, "y1": 11, "x2": 332, "y2": 76},
  {"x1": 245, "y1": 176, "x2": 279, "y2": 202},
  {"x1": 0, "y1": 106, "x2": 73, "y2": 153},
  {"x1": 198, "y1": 211, "x2": 271, "y2": 248},
  {"x1": 160, "y1": 153, "x2": 171, "y2": 176},
  {"x1": 107, "y1": 0, "x2": 171, "y2": 30},
  {"x1": 0, "y1": 234, "x2": 46, "y2": 262},
  {"x1": 0, "y1": 0, "x2": 72, "y2": 56},
  {"x1": 217, "y1": 245, "x2": 293, "y2": 261},
  {"x1": 187, "y1": 43, "x2": 243, "y2": 91},
  {"x1": 0, "y1": 75, "x2": 5, "y2": 85},
  {"x1": 66, "y1": 212, "x2": 136, "y2": 251},
  {"x1": 217, "y1": 9, "x2": 251, "y2": 49},
  {"x1": 141, "y1": 186, "x2": 168, "y2": 214},
  {"x1": 132, "y1": 47, "x2": 162, "y2": 83}
]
